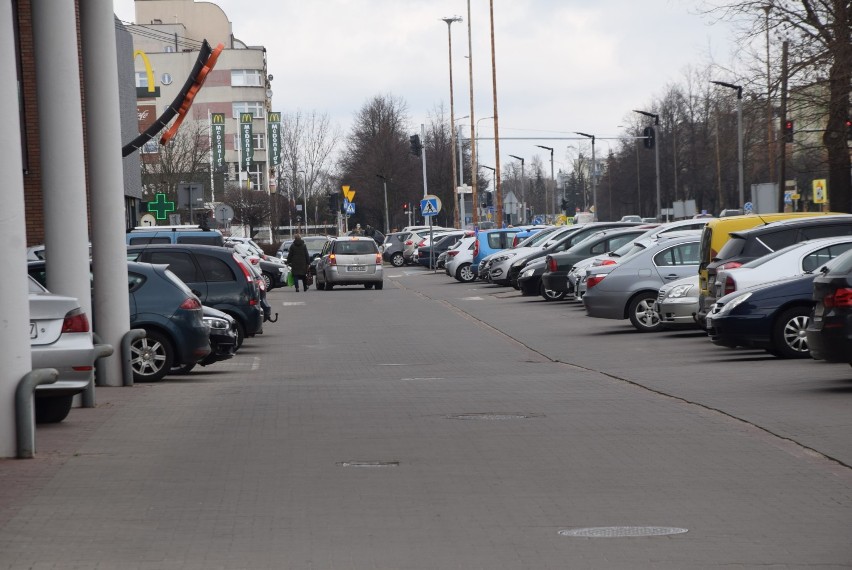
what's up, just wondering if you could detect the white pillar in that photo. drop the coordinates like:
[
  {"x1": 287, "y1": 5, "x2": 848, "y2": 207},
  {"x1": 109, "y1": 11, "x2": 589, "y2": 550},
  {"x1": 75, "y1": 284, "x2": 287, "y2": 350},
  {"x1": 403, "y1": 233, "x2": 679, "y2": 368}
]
[
  {"x1": 31, "y1": 1, "x2": 93, "y2": 319},
  {"x1": 0, "y1": 0, "x2": 34, "y2": 457},
  {"x1": 80, "y1": 0, "x2": 131, "y2": 386}
]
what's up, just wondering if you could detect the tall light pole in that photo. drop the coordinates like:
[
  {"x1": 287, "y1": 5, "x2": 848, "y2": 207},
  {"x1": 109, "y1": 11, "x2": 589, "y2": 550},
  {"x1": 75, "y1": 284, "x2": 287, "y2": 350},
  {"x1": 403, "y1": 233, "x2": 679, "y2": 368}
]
[
  {"x1": 442, "y1": 15, "x2": 463, "y2": 228},
  {"x1": 465, "y1": 0, "x2": 478, "y2": 224},
  {"x1": 481, "y1": 164, "x2": 495, "y2": 220},
  {"x1": 297, "y1": 169, "x2": 309, "y2": 234},
  {"x1": 508, "y1": 154, "x2": 525, "y2": 223},
  {"x1": 376, "y1": 174, "x2": 389, "y2": 234},
  {"x1": 476, "y1": 116, "x2": 494, "y2": 215},
  {"x1": 710, "y1": 82, "x2": 744, "y2": 208},
  {"x1": 536, "y1": 145, "x2": 554, "y2": 220},
  {"x1": 487, "y1": 0, "x2": 504, "y2": 227},
  {"x1": 633, "y1": 110, "x2": 662, "y2": 220},
  {"x1": 574, "y1": 134, "x2": 596, "y2": 217},
  {"x1": 455, "y1": 116, "x2": 468, "y2": 226}
]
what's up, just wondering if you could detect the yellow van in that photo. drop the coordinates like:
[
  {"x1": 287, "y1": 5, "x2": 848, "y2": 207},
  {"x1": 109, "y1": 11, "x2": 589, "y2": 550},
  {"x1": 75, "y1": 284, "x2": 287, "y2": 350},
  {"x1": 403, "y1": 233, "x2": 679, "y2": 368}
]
[{"x1": 698, "y1": 212, "x2": 841, "y2": 298}]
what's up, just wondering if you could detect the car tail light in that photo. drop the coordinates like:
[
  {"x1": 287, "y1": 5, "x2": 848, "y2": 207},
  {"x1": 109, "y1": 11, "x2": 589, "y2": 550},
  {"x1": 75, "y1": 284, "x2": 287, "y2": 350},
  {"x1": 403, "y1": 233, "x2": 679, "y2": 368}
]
[
  {"x1": 329, "y1": 253, "x2": 337, "y2": 266},
  {"x1": 233, "y1": 254, "x2": 254, "y2": 282},
  {"x1": 447, "y1": 250, "x2": 459, "y2": 258},
  {"x1": 375, "y1": 253, "x2": 382, "y2": 265},
  {"x1": 61, "y1": 308, "x2": 90, "y2": 333},
  {"x1": 723, "y1": 275, "x2": 736, "y2": 296},
  {"x1": 417, "y1": 239, "x2": 426, "y2": 247},
  {"x1": 547, "y1": 256, "x2": 557, "y2": 272},
  {"x1": 179, "y1": 297, "x2": 202, "y2": 310},
  {"x1": 720, "y1": 261, "x2": 742, "y2": 271},
  {"x1": 512, "y1": 236, "x2": 520, "y2": 247},
  {"x1": 824, "y1": 288, "x2": 852, "y2": 308},
  {"x1": 405, "y1": 240, "x2": 414, "y2": 246},
  {"x1": 586, "y1": 274, "x2": 606, "y2": 289},
  {"x1": 473, "y1": 240, "x2": 479, "y2": 258},
  {"x1": 600, "y1": 259, "x2": 617, "y2": 266}
]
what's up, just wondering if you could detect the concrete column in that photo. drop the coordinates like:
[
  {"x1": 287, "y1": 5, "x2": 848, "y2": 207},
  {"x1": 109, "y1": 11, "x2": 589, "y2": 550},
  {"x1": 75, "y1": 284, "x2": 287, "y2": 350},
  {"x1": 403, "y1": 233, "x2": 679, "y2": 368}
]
[
  {"x1": 80, "y1": 0, "x2": 130, "y2": 386},
  {"x1": 31, "y1": 0, "x2": 93, "y2": 319},
  {"x1": 0, "y1": 0, "x2": 34, "y2": 458}
]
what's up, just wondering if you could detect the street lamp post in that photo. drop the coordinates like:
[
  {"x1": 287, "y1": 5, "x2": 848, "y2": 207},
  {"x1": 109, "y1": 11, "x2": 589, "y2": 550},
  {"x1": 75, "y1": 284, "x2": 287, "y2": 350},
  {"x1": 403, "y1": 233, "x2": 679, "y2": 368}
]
[
  {"x1": 618, "y1": 125, "x2": 642, "y2": 217},
  {"x1": 508, "y1": 154, "x2": 524, "y2": 224},
  {"x1": 476, "y1": 116, "x2": 494, "y2": 221},
  {"x1": 536, "y1": 145, "x2": 554, "y2": 220},
  {"x1": 376, "y1": 174, "x2": 389, "y2": 234},
  {"x1": 442, "y1": 15, "x2": 463, "y2": 228},
  {"x1": 633, "y1": 110, "x2": 662, "y2": 220},
  {"x1": 297, "y1": 169, "x2": 309, "y2": 234},
  {"x1": 573, "y1": 134, "x2": 596, "y2": 217},
  {"x1": 455, "y1": 116, "x2": 468, "y2": 226},
  {"x1": 710, "y1": 81, "x2": 744, "y2": 208},
  {"x1": 465, "y1": 0, "x2": 478, "y2": 224}
]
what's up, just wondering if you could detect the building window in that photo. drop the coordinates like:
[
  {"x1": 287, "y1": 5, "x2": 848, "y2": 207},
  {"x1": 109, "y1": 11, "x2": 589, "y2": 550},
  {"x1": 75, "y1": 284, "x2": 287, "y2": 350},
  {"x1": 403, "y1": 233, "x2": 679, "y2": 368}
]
[
  {"x1": 135, "y1": 71, "x2": 150, "y2": 88},
  {"x1": 231, "y1": 69, "x2": 263, "y2": 87},
  {"x1": 232, "y1": 101, "x2": 264, "y2": 119},
  {"x1": 233, "y1": 133, "x2": 266, "y2": 151}
]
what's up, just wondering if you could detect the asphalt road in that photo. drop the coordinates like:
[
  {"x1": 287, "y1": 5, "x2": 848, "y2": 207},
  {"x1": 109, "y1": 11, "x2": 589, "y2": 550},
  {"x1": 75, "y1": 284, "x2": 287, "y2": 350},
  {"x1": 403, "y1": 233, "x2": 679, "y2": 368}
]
[{"x1": 1, "y1": 267, "x2": 851, "y2": 569}]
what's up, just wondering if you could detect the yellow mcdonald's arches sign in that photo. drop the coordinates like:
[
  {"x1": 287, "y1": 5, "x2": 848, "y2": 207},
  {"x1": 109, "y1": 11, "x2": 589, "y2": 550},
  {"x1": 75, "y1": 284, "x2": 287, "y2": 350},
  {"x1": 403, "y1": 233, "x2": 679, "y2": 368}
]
[
  {"x1": 133, "y1": 50, "x2": 156, "y2": 94},
  {"x1": 268, "y1": 112, "x2": 281, "y2": 123},
  {"x1": 240, "y1": 113, "x2": 254, "y2": 124},
  {"x1": 211, "y1": 113, "x2": 225, "y2": 124}
]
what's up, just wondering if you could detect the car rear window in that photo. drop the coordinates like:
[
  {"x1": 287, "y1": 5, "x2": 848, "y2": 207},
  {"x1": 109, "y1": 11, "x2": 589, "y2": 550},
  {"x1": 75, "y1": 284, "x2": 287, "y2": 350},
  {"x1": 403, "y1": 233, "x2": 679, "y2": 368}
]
[
  {"x1": 177, "y1": 235, "x2": 224, "y2": 246},
  {"x1": 197, "y1": 255, "x2": 236, "y2": 282},
  {"x1": 129, "y1": 236, "x2": 171, "y2": 245},
  {"x1": 716, "y1": 236, "x2": 748, "y2": 260},
  {"x1": 334, "y1": 240, "x2": 378, "y2": 255},
  {"x1": 826, "y1": 248, "x2": 852, "y2": 275}
]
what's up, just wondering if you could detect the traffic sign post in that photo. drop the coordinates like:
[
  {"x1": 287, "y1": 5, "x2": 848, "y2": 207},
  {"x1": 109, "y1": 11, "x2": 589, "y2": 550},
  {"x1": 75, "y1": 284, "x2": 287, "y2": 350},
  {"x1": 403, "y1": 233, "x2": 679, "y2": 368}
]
[
  {"x1": 743, "y1": 201, "x2": 754, "y2": 213},
  {"x1": 419, "y1": 194, "x2": 442, "y2": 273}
]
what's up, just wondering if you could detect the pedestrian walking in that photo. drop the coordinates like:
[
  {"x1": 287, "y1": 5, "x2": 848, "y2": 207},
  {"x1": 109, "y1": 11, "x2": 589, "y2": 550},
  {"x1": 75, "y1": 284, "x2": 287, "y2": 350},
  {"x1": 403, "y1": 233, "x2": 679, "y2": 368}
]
[{"x1": 286, "y1": 234, "x2": 311, "y2": 292}]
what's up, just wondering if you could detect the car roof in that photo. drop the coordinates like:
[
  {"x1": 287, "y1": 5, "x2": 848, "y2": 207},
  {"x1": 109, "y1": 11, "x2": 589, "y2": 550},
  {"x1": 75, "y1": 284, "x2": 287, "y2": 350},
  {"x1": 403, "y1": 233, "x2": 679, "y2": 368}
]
[{"x1": 730, "y1": 214, "x2": 852, "y2": 238}]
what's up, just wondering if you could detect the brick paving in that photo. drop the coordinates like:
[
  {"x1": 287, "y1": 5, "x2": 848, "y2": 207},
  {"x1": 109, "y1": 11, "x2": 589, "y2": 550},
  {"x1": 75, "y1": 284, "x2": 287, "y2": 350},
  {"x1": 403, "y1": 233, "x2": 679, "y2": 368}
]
[{"x1": 1, "y1": 272, "x2": 851, "y2": 569}]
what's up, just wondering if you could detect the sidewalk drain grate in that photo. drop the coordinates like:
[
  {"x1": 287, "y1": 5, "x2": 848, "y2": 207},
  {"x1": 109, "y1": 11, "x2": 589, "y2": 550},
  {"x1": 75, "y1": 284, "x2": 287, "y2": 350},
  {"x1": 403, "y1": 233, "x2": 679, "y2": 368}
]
[
  {"x1": 337, "y1": 461, "x2": 399, "y2": 468},
  {"x1": 448, "y1": 413, "x2": 540, "y2": 421},
  {"x1": 558, "y1": 526, "x2": 688, "y2": 538}
]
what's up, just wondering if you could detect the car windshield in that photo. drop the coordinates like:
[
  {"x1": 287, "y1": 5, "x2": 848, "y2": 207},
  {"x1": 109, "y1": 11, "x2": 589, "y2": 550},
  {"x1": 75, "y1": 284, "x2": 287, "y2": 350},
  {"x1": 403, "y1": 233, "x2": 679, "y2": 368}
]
[
  {"x1": 516, "y1": 227, "x2": 557, "y2": 247},
  {"x1": 542, "y1": 228, "x2": 574, "y2": 247}
]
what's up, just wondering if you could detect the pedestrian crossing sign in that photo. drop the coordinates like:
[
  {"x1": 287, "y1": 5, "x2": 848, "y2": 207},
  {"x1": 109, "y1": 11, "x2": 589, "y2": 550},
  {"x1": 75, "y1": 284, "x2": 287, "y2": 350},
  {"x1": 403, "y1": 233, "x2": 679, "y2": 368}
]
[{"x1": 420, "y1": 194, "x2": 442, "y2": 217}]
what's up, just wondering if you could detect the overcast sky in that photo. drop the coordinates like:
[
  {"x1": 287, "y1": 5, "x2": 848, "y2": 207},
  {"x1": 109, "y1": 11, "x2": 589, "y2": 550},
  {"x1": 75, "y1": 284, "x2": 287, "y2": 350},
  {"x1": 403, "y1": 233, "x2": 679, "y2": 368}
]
[{"x1": 114, "y1": 0, "x2": 739, "y2": 175}]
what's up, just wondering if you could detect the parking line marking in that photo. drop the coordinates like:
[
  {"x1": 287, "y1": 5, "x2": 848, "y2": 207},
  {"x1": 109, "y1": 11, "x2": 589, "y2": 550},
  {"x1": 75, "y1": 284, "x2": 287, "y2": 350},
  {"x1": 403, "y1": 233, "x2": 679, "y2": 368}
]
[
  {"x1": 281, "y1": 302, "x2": 305, "y2": 306},
  {"x1": 459, "y1": 296, "x2": 483, "y2": 300},
  {"x1": 251, "y1": 357, "x2": 261, "y2": 371}
]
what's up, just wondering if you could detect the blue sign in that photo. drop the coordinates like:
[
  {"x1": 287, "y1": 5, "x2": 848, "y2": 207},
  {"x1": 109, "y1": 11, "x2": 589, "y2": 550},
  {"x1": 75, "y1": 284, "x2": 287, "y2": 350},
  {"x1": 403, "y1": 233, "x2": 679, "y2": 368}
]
[
  {"x1": 420, "y1": 197, "x2": 439, "y2": 217},
  {"x1": 532, "y1": 216, "x2": 544, "y2": 224},
  {"x1": 743, "y1": 201, "x2": 754, "y2": 213},
  {"x1": 344, "y1": 202, "x2": 355, "y2": 215}
]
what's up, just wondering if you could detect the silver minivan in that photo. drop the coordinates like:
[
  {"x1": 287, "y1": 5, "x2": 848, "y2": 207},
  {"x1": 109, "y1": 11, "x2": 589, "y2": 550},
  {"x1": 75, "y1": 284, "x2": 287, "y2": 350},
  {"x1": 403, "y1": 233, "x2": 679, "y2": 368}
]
[{"x1": 315, "y1": 236, "x2": 384, "y2": 290}]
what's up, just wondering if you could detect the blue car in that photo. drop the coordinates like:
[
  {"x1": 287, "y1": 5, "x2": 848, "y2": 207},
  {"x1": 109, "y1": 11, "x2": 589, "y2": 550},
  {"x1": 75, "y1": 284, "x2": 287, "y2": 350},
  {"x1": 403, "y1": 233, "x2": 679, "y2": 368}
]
[
  {"x1": 705, "y1": 274, "x2": 816, "y2": 359},
  {"x1": 472, "y1": 228, "x2": 523, "y2": 275}
]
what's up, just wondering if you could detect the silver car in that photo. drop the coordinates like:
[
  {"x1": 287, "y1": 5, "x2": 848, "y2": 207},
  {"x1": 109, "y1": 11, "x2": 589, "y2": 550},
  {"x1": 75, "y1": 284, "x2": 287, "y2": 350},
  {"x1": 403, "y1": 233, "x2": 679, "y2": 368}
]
[
  {"x1": 655, "y1": 274, "x2": 700, "y2": 328},
  {"x1": 29, "y1": 276, "x2": 96, "y2": 423},
  {"x1": 583, "y1": 234, "x2": 701, "y2": 332},
  {"x1": 315, "y1": 236, "x2": 384, "y2": 290}
]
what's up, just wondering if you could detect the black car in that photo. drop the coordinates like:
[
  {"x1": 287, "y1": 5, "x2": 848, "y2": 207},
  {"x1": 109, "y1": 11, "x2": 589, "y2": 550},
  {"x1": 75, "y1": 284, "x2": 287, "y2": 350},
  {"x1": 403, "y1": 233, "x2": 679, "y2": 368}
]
[
  {"x1": 706, "y1": 274, "x2": 816, "y2": 359},
  {"x1": 126, "y1": 244, "x2": 264, "y2": 345},
  {"x1": 170, "y1": 306, "x2": 238, "y2": 375},
  {"x1": 806, "y1": 249, "x2": 852, "y2": 363},
  {"x1": 516, "y1": 258, "x2": 566, "y2": 300},
  {"x1": 417, "y1": 231, "x2": 468, "y2": 268}
]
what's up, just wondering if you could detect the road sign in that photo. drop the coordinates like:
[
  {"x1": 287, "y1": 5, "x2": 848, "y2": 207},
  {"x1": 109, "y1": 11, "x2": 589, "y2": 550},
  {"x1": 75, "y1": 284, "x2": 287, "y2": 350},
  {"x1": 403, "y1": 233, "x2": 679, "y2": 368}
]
[
  {"x1": 784, "y1": 192, "x2": 793, "y2": 205},
  {"x1": 342, "y1": 185, "x2": 356, "y2": 202},
  {"x1": 533, "y1": 216, "x2": 543, "y2": 224},
  {"x1": 743, "y1": 201, "x2": 754, "y2": 213},
  {"x1": 344, "y1": 201, "x2": 356, "y2": 215},
  {"x1": 813, "y1": 179, "x2": 827, "y2": 204},
  {"x1": 420, "y1": 194, "x2": 441, "y2": 217}
]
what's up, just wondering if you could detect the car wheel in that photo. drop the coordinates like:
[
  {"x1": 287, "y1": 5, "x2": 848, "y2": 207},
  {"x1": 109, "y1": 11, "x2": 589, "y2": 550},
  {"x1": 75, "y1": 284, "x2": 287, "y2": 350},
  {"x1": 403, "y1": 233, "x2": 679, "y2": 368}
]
[
  {"x1": 326, "y1": 282, "x2": 334, "y2": 290},
  {"x1": 364, "y1": 283, "x2": 373, "y2": 289},
  {"x1": 232, "y1": 320, "x2": 245, "y2": 349},
  {"x1": 375, "y1": 281, "x2": 384, "y2": 290},
  {"x1": 170, "y1": 362, "x2": 197, "y2": 375},
  {"x1": 457, "y1": 263, "x2": 475, "y2": 283},
  {"x1": 627, "y1": 292, "x2": 663, "y2": 332},
  {"x1": 130, "y1": 330, "x2": 174, "y2": 382},
  {"x1": 262, "y1": 272, "x2": 273, "y2": 291},
  {"x1": 35, "y1": 395, "x2": 73, "y2": 424},
  {"x1": 771, "y1": 306, "x2": 811, "y2": 359},
  {"x1": 539, "y1": 282, "x2": 566, "y2": 301},
  {"x1": 315, "y1": 279, "x2": 326, "y2": 290},
  {"x1": 391, "y1": 252, "x2": 405, "y2": 267}
]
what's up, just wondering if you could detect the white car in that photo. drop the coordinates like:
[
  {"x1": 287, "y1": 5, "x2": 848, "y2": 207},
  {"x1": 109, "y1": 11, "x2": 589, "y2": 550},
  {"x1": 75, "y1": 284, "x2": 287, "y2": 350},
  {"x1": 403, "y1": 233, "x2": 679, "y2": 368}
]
[
  {"x1": 445, "y1": 236, "x2": 477, "y2": 282},
  {"x1": 714, "y1": 236, "x2": 852, "y2": 298}
]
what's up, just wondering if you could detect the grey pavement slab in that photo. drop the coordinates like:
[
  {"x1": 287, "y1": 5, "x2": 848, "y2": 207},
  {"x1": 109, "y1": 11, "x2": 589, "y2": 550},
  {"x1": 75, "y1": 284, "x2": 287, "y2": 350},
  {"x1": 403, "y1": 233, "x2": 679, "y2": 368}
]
[{"x1": 1, "y1": 273, "x2": 851, "y2": 569}]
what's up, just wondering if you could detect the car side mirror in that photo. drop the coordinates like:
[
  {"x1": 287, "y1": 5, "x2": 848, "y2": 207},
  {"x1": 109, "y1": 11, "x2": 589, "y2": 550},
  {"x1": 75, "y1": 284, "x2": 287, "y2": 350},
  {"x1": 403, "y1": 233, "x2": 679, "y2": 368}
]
[{"x1": 191, "y1": 289, "x2": 202, "y2": 297}]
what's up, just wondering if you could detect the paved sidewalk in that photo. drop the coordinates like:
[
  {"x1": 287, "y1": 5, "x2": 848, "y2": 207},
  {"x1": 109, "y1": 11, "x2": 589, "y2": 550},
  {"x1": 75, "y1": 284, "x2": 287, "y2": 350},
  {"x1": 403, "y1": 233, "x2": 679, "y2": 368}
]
[{"x1": 1, "y1": 276, "x2": 852, "y2": 569}]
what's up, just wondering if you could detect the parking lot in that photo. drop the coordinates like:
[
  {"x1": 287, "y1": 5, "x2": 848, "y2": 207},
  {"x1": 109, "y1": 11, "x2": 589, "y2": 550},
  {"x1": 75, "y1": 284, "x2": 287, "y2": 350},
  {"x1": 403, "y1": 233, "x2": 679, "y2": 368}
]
[{"x1": 2, "y1": 266, "x2": 852, "y2": 568}]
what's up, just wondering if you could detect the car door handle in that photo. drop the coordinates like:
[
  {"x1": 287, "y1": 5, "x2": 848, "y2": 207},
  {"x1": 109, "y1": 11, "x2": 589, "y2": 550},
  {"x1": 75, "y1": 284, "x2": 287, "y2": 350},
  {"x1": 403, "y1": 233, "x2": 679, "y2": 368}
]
[{"x1": 664, "y1": 274, "x2": 680, "y2": 280}]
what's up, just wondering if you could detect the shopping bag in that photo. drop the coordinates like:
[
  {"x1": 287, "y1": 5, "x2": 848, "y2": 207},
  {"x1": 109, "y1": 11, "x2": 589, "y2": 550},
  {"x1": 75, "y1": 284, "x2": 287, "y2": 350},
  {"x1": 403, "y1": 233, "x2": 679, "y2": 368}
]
[{"x1": 286, "y1": 270, "x2": 294, "y2": 287}]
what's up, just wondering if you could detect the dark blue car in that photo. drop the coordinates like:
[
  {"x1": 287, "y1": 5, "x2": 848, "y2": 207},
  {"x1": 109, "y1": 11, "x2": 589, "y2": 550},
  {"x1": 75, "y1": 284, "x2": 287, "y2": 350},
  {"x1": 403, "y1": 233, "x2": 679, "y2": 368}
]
[{"x1": 705, "y1": 274, "x2": 816, "y2": 359}]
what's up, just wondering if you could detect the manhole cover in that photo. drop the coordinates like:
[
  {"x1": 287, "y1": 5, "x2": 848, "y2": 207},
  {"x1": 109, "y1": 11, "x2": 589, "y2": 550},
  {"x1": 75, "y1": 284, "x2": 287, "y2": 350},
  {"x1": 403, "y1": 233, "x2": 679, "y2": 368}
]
[
  {"x1": 447, "y1": 413, "x2": 541, "y2": 421},
  {"x1": 337, "y1": 461, "x2": 399, "y2": 468},
  {"x1": 558, "y1": 526, "x2": 688, "y2": 538}
]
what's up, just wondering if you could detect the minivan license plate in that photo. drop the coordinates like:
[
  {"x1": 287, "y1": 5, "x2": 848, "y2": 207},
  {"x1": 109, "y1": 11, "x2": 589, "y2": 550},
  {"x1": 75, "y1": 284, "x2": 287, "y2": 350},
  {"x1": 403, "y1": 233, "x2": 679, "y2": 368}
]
[
  {"x1": 30, "y1": 322, "x2": 37, "y2": 339},
  {"x1": 348, "y1": 266, "x2": 366, "y2": 272}
]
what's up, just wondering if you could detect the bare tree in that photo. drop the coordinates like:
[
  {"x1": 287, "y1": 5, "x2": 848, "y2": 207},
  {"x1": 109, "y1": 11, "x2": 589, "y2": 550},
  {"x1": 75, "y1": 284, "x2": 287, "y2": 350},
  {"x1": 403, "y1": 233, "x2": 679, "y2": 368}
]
[{"x1": 223, "y1": 186, "x2": 272, "y2": 237}]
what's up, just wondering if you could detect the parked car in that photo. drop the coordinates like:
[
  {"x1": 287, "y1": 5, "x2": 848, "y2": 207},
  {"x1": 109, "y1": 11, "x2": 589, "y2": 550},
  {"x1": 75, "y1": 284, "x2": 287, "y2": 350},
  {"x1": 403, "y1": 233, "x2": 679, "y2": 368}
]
[
  {"x1": 417, "y1": 231, "x2": 468, "y2": 268},
  {"x1": 126, "y1": 244, "x2": 264, "y2": 345},
  {"x1": 445, "y1": 235, "x2": 477, "y2": 282},
  {"x1": 654, "y1": 275, "x2": 700, "y2": 329},
  {"x1": 29, "y1": 260, "x2": 213, "y2": 383},
  {"x1": 807, "y1": 248, "x2": 852, "y2": 363},
  {"x1": 381, "y1": 232, "x2": 408, "y2": 267},
  {"x1": 315, "y1": 236, "x2": 384, "y2": 290},
  {"x1": 516, "y1": 258, "x2": 566, "y2": 300},
  {"x1": 230, "y1": 242, "x2": 287, "y2": 291},
  {"x1": 276, "y1": 235, "x2": 328, "y2": 261},
  {"x1": 583, "y1": 234, "x2": 701, "y2": 332},
  {"x1": 713, "y1": 237, "x2": 852, "y2": 302},
  {"x1": 706, "y1": 274, "x2": 817, "y2": 359},
  {"x1": 541, "y1": 227, "x2": 649, "y2": 297},
  {"x1": 409, "y1": 230, "x2": 454, "y2": 266},
  {"x1": 620, "y1": 215, "x2": 642, "y2": 222},
  {"x1": 28, "y1": 277, "x2": 97, "y2": 423},
  {"x1": 126, "y1": 225, "x2": 224, "y2": 246},
  {"x1": 178, "y1": 305, "x2": 237, "y2": 374}
]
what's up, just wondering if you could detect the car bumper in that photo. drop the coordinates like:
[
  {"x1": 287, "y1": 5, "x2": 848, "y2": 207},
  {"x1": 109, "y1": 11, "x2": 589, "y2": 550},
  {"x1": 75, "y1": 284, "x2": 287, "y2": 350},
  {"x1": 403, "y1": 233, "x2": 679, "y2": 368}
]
[
  {"x1": 806, "y1": 315, "x2": 852, "y2": 362},
  {"x1": 582, "y1": 289, "x2": 627, "y2": 320},
  {"x1": 656, "y1": 298, "x2": 700, "y2": 327},
  {"x1": 327, "y1": 266, "x2": 384, "y2": 284},
  {"x1": 706, "y1": 313, "x2": 770, "y2": 349}
]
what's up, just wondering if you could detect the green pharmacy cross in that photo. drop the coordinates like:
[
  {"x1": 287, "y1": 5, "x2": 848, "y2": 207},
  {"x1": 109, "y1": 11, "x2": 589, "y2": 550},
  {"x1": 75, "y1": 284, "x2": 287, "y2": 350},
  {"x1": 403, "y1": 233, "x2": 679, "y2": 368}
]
[{"x1": 148, "y1": 193, "x2": 176, "y2": 220}]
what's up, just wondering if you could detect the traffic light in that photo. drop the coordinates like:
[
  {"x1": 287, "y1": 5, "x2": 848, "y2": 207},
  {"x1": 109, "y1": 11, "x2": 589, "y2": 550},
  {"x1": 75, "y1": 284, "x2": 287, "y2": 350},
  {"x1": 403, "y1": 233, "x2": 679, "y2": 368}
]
[
  {"x1": 409, "y1": 134, "x2": 422, "y2": 157},
  {"x1": 485, "y1": 191, "x2": 494, "y2": 207},
  {"x1": 846, "y1": 118, "x2": 852, "y2": 141},
  {"x1": 326, "y1": 193, "x2": 339, "y2": 213},
  {"x1": 643, "y1": 126, "x2": 655, "y2": 149},
  {"x1": 403, "y1": 202, "x2": 409, "y2": 214},
  {"x1": 783, "y1": 120, "x2": 794, "y2": 143}
]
